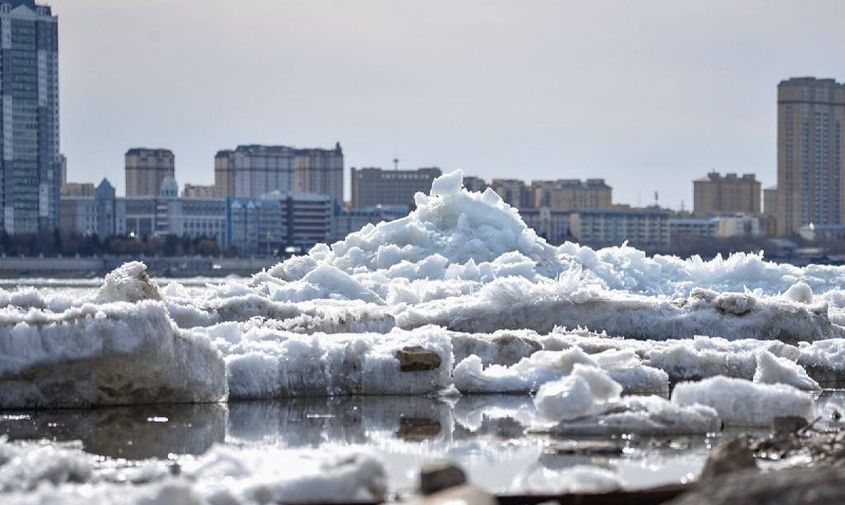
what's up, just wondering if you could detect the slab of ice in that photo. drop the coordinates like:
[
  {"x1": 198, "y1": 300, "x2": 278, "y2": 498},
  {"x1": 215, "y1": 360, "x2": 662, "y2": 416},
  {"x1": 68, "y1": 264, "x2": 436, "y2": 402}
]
[
  {"x1": 453, "y1": 345, "x2": 668, "y2": 395},
  {"x1": 537, "y1": 330, "x2": 833, "y2": 387},
  {"x1": 548, "y1": 395, "x2": 721, "y2": 436},
  {"x1": 533, "y1": 365, "x2": 622, "y2": 421},
  {"x1": 671, "y1": 376, "x2": 815, "y2": 426},
  {"x1": 397, "y1": 280, "x2": 841, "y2": 343},
  {"x1": 0, "y1": 301, "x2": 226, "y2": 408},
  {"x1": 753, "y1": 349, "x2": 820, "y2": 391},
  {"x1": 213, "y1": 325, "x2": 453, "y2": 399}
]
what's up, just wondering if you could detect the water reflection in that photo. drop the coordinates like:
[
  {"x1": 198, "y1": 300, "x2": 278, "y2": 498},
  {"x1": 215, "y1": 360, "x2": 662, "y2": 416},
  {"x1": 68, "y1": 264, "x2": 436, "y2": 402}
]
[
  {"x1": 0, "y1": 395, "x2": 715, "y2": 494},
  {"x1": 0, "y1": 403, "x2": 226, "y2": 459}
]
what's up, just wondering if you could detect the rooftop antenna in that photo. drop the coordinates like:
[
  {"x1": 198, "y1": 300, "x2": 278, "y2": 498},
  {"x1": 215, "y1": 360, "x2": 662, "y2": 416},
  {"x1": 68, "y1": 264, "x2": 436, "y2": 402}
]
[
  {"x1": 393, "y1": 158, "x2": 399, "y2": 171},
  {"x1": 654, "y1": 191, "x2": 659, "y2": 207}
]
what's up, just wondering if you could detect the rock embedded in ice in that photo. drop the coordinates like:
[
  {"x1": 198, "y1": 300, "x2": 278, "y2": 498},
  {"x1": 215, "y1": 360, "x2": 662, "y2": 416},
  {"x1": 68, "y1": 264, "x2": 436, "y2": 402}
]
[
  {"x1": 666, "y1": 466, "x2": 845, "y2": 505},
  {"x1": 0, "y1": 301, "x2": 227, "y2": 408},
  {"x1": 397, "y1": 345, "x2": 443, "y2": 371},
  {"x1": 753, "y1": 349, "x2": 820, "y2": 391},
  {"x1": 671, "y1": 376, "x2": 815, "y2": 426},
  {"x1": 697, "y1": 436, "x2": 757, "y2": 482}
]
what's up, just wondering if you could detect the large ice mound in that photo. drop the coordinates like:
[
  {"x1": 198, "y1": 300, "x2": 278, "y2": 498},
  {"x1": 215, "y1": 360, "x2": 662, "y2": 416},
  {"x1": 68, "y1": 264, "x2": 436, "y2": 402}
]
[{"x1": 147, "y1": 170, "x2": 845, "y2": 345}]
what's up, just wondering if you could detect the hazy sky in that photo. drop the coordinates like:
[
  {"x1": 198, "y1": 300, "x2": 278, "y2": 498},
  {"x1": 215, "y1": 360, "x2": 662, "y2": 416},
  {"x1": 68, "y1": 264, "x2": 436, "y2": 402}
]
[{"x1": 53, "y1": 0, "x2": 845, "y2": 207}]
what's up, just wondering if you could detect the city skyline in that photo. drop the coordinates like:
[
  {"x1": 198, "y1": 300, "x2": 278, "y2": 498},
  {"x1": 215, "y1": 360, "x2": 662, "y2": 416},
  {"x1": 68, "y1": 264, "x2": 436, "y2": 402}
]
[{"x1": 51, "y1": 0, "x2": 845, "y2": 209}]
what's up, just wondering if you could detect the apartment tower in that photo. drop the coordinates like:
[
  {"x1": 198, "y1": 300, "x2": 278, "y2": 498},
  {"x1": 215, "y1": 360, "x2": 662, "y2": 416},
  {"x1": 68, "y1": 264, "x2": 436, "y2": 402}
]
[
  {"x1": 776, "y1": 77, "x2": 845, "y2": 235},
  {"x1": 215, "y1": 143, "x2": 343, "y2": 203},
  {"x1": 0, "y1": 0, "x2": 59, "y2": 234},
  {"x1": 692, "y1": 172, "x2": 761, "y2": 216},
  {"x1": 125, "y1": 148, "x2": 175, "y2": 197}
]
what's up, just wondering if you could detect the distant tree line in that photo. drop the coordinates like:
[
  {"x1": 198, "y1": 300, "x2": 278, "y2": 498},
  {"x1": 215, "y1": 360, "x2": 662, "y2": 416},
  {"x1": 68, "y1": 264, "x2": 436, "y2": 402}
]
[{"x1": 0, "y1": 231, "x2": 231, "y2": 257}]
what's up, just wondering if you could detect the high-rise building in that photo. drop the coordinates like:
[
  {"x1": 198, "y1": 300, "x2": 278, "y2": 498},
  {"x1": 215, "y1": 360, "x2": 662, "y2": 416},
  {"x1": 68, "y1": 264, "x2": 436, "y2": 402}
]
[
  {"x1": 125, "y1": 148, "x2": 175, "y2": 197},
  {"x1": 530, "y1": 179, "x2": 613, "y2": 210},
  {"x1": 0, "y1": 0, "x2": 59, "y2": 234},
  {"x1": 215, "y1": 143, "x2": 343, "y2": 204},
  {"x1": 776, "y1": 77, "x2": 845, "y2": 235},
  {"x1": 692, "y1": 172, "x2": 761, "y2": 216},
  {"x1": 293, "y1": 143, "x2": 344, "y2": 204},
  {"x1": 350, "y1": 166, "x2": 442, "y2": 208}
]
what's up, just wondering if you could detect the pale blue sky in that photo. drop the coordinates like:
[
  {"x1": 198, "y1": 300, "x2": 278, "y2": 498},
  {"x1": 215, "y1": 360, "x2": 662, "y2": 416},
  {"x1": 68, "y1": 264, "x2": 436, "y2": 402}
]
[{"x1": 53, "y1": 0, "x2": 845, "y2": 208}]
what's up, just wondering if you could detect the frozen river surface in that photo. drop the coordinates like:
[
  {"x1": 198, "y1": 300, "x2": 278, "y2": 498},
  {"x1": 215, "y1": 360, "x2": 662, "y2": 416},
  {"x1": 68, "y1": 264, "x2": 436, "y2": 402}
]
[{"x1": 4, "y1": 171, "x2": 845, "y2": 503}]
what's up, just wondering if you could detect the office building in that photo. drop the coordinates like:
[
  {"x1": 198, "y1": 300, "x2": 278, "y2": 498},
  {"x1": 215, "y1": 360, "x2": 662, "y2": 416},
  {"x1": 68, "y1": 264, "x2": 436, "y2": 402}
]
[
  {"x1": 59, "y1": 179, "x2": 116, "y2": 238},
  {"x1": 228, "y1": 192, "x2": 334, "y2": 255},
  {"x1": 491, "y1": 179, "x2": 531, "y2": 208},
  {"x1": 125, "y1": 148, "x2": 175, "y2": 197},
  {"x1": 333, "y1": 205, "x2": 410, "y2": 241},
  {"x1": 692, "y1": 172, "x2": 760, "y2": 216},
  {"x1": 0, "y1": 0, "x2": 60, "y2": 234},
  {"x1": 350, "y1": 167, "x2": 441, "y2": 208},
  {"x1": 776, "y1": 77, "x2": 845, "y2": 235},
  {"x1": 569, "y1": 208, "x2": 670, "y2": 246},
  {"x1": 531, "y1": 179, "x2": 613, "y2": 210},
  {"x1": 668, "y1": 217, "x2": 719, "y2": 240},
  {"x1": 215, "y1": 143, "x2": 343, "y2": 204}
]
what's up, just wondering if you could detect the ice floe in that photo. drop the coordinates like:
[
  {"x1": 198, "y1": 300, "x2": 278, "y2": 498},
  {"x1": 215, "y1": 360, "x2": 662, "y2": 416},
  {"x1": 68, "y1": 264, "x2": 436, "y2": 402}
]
[
  {"x1": 0, "y1": 297, "x2": 226, "y2": 408},
  {"x1": 671, "y1": 376, "x2": 816, "y2": 426}
]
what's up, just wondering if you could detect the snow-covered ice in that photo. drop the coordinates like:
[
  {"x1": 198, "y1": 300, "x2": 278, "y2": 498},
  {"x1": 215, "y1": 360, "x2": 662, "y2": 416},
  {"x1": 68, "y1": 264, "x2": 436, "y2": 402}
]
[
  {"x1": 454, "y1": 346, "x2": 668, "y2": 395},
  {"x1": 0, "y1": 438, "x2": 386, "y2": 504},
  {"x1": 548, "y1": 395, "x2": 721, "y2": 436},
  {"x1": 671, "y1": 376, "x2": 816, "y2": 426},
  {"x1": 0, "y1": 294, "x2": 226, "y2": 408}
]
